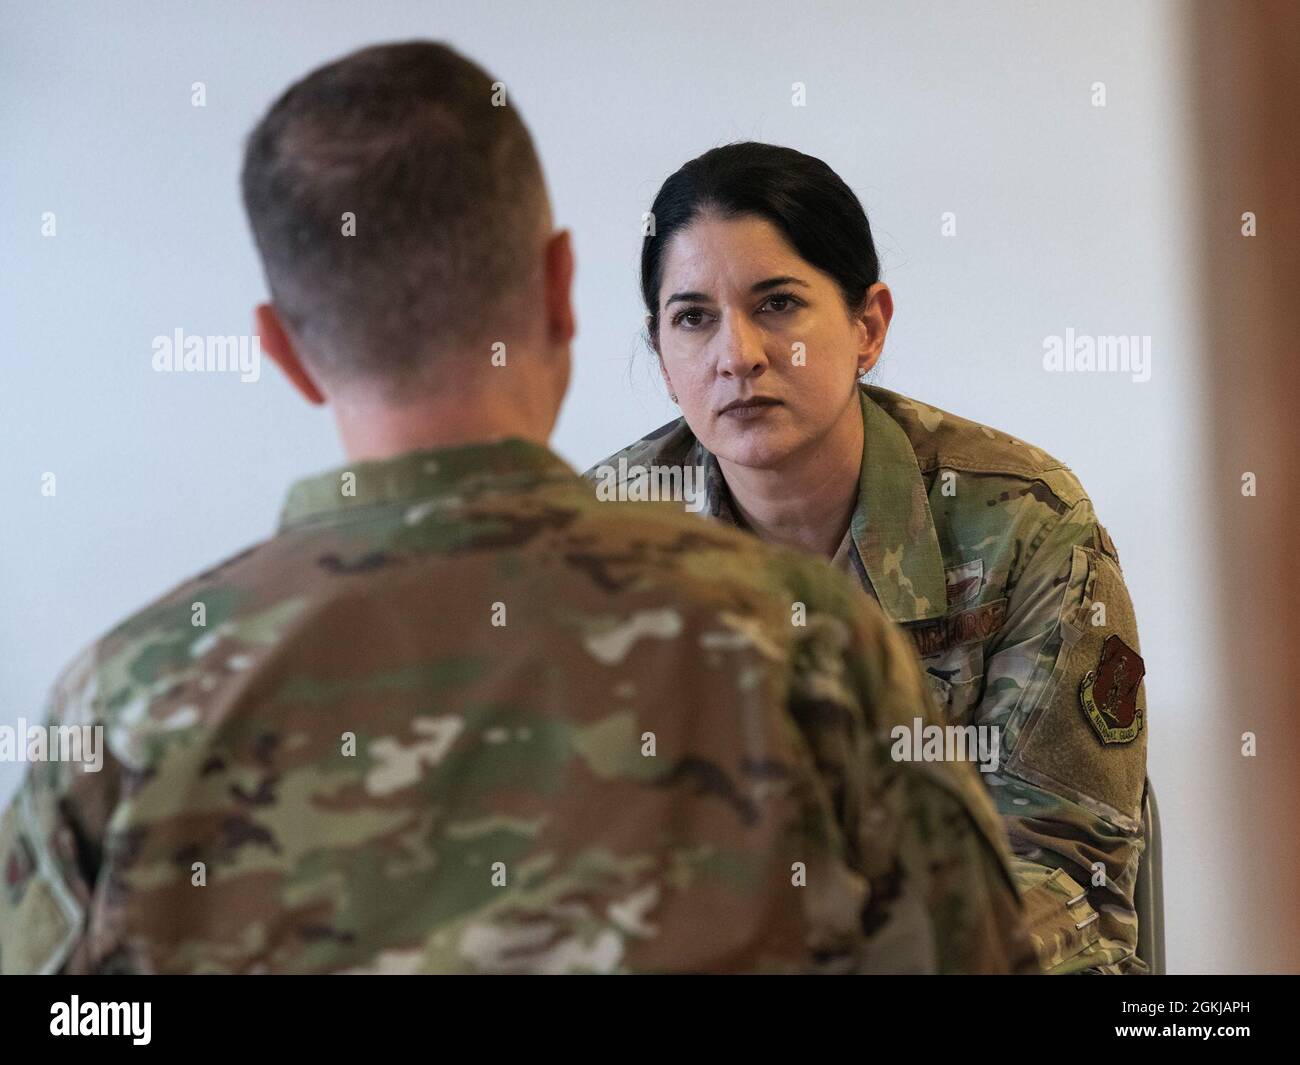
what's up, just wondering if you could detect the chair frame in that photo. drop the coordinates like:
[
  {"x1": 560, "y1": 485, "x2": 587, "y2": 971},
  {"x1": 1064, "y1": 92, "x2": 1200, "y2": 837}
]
[{"x1": 1134, "y1": 778, "x2": 1166, "y2": 974}]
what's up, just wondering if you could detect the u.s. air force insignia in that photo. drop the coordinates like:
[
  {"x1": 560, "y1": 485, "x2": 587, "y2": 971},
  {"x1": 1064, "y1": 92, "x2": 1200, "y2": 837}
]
[{"x1": 1079, "y1": 633, "x2": 1145, "y2": 744}]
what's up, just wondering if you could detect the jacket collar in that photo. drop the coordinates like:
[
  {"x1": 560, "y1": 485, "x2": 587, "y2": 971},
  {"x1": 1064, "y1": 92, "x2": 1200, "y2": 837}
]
[
  {"x1": 279, "y1": 438, "x2": 576, "y2": 530},
  {"x1": 694, "y1": 387, "x2": 948, "y2": 624},
  {"x1": 848, "y1": 388, "x2": 948, "y2": 623}
]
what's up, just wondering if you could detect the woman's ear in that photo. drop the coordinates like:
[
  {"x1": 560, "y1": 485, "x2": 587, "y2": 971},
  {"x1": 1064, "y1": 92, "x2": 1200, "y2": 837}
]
[
  {"x1": 648, "y1": 314, "x2": 678, "y2": 403},
  {"x1": 854, "y1": 282, "x2": 894, "y2": 377},
  {"x1": 644, "y1": 312, "x2": 660, "y2": 356},
  {"x1": 657, "y1": 357, "x2": 678, "y2": 404}
]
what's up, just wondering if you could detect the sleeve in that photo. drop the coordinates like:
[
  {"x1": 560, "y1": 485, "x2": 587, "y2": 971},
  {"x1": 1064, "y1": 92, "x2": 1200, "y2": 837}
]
[
  {"x1": 793, "y1": 574, "x2": 1039, "y2": 974},
  {"x1": 0, "y1": 649, "x2": 111, "y2": 974},
  {"x1": 980, "y1": 497, "x2": 1148, "y2": 974}
]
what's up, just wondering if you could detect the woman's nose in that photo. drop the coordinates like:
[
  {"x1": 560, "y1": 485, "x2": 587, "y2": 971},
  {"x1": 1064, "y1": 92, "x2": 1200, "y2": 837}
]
[{"x1": 715, "y1": 313, "x2": 770, "y2": 379}]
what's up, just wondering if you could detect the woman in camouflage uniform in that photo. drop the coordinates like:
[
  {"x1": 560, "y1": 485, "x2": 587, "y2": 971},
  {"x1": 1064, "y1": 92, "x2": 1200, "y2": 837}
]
[{"x1": 588, "y1": 142, "x2": 1150, "y2": 974}]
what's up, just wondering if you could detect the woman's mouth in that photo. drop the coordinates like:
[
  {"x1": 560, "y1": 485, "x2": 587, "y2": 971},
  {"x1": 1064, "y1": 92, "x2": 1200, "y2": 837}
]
[{"x1": 718, "y1": 397, "x2": 783, "y2": 420}]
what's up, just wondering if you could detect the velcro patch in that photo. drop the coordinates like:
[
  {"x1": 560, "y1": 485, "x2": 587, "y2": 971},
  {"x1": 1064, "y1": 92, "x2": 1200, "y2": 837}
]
[{"x1": 1004, "y1": 545, "x2": 1147, "y2": 827}]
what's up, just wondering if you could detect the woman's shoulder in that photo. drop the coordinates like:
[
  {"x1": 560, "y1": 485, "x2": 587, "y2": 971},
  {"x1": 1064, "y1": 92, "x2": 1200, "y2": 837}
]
[
  {"x1": 865, "y1": 384, "x2": 1089, "y2": 512},
  {"x1": 581, "y1": 416, "x2": 699, "y2": 482}
]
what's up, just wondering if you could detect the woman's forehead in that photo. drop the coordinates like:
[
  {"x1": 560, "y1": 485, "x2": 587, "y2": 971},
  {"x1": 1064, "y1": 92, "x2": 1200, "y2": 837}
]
[{"x1": 661, "y1": 214, "x2": 812, "y2": 291}]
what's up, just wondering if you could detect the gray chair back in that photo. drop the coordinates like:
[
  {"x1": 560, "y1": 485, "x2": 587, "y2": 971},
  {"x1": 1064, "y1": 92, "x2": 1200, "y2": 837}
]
[{"x1": 1134, "y1": 778, "x2": 1165, "y2": 974}]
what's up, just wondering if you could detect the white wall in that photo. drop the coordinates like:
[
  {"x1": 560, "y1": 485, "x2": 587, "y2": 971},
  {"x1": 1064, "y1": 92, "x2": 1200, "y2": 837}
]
[{"x1": 0, "y1": 1, "x2": 1229, "y2": 970}]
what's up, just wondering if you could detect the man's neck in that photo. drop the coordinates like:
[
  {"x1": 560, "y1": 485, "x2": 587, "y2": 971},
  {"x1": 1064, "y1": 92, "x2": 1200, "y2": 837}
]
[
  {"x1": 333, "y1": 389, "x2": 556, "y2": 463},
  {"x1": 716, "y1": 395, "x2": 865, "y2": 559}
]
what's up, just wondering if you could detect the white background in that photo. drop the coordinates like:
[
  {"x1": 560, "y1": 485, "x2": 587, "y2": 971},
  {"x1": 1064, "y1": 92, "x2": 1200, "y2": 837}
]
[{"x1": 0, "y1": 1, "x2": 1228, "y2": 970}]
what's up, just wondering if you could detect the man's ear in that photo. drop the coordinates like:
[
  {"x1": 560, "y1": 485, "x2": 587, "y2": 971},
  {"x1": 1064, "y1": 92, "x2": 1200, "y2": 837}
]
[
  {"x1": 256, "y1": 303, "x2": 326, "y2": 405},
  {"x1": 854, "y1": 282, "x2": 894, "y2": 377},
  {"x1": 544, "y1": 229, "x2": 576, "y2": 345}
]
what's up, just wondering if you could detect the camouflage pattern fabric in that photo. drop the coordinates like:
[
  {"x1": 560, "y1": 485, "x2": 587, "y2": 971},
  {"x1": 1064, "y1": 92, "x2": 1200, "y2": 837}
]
[
  {"x1": 0, "y1": 438, "x2": 1036, "y2": 974},
  {"x1": 586, "y1": 384, "x2": 1150, "y2": 975}
]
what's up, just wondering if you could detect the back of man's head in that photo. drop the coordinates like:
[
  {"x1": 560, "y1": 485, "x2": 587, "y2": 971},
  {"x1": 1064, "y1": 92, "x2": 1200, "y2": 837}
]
[{"x1": 241, "y1": 41, "x2": 551, "y2": 398}]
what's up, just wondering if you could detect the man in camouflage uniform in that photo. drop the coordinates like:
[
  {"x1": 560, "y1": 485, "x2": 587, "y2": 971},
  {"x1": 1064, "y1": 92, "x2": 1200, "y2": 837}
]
[
  {"x1": 0, "y1": 42, "x2": 1036, "y2": 974},
  {"x1": 589, "y1": 384, "x2": 1149, "y2": 974}
]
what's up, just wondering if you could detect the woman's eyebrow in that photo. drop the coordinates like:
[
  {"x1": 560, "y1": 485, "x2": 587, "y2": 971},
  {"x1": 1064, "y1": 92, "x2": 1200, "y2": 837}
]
[
  {"x1": 751, "y1": 275, "x2": 810, "y2": 293},
  {"x1": 665, "y1": 276, "x2": 810, "y2": 307}
]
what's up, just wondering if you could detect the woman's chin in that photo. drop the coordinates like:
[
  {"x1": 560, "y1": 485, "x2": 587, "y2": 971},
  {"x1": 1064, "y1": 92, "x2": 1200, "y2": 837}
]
[{"x1": 705, "y1": 425, "x2": 803, "y2": 472}]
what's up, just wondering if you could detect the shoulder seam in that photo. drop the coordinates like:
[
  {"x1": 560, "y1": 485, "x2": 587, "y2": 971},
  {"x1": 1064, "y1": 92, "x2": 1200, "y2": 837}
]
[{"x1": 1009, "y1": 495, "x2": 1097, "y2": 602}]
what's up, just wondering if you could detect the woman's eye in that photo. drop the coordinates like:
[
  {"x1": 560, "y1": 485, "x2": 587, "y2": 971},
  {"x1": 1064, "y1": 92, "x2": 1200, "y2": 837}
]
[
  {"x1": 759, "y1": 293, "x2": 801, "y2": 314},
  {"x1": 672, "y1": 309, "x2": 708, "y2": 329}
]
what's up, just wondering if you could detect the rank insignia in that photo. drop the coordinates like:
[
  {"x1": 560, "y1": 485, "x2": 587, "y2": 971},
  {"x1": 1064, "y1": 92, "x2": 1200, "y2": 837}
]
[{"x1": 1079, "y1": 634, "x2": 1145, "y2": 744}]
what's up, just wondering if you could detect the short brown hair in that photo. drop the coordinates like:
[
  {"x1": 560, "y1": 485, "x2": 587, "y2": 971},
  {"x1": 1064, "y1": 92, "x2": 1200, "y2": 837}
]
[{"x1": 240, "y1": 41, "x2": 548, "y2": 391}]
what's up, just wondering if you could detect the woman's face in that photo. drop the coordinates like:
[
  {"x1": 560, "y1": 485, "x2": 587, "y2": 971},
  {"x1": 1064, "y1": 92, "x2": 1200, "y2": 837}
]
[{"x1": 654, "y1": 212, "x2": 891, "y2": 471}]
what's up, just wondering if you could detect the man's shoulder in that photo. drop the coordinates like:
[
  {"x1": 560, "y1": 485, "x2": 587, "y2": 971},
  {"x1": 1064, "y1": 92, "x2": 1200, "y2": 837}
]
[
  {"x1": 564, "y1": 491, "x2": 878, "y2": 628},
  {"x1": 866, "y1": 385, "x2": 1090, "y2": 513},
  {"x1": 71, "y1": 488, "x2": 880, "y2": 718},
  {"x1": 100, "y1": 536, "x2": 296, "y2": 642},
  {"x1": 55, "y1": 535, "x2": 305, "y2": 736}
]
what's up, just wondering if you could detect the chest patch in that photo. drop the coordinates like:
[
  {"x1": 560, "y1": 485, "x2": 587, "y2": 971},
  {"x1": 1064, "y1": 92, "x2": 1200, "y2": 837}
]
[
  {"x1": 908, "y1": 598, "x2": 1006, "y2": 658},
  {"x1": 944, "y1": 559, "x2": 984, "y2": 609}
]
